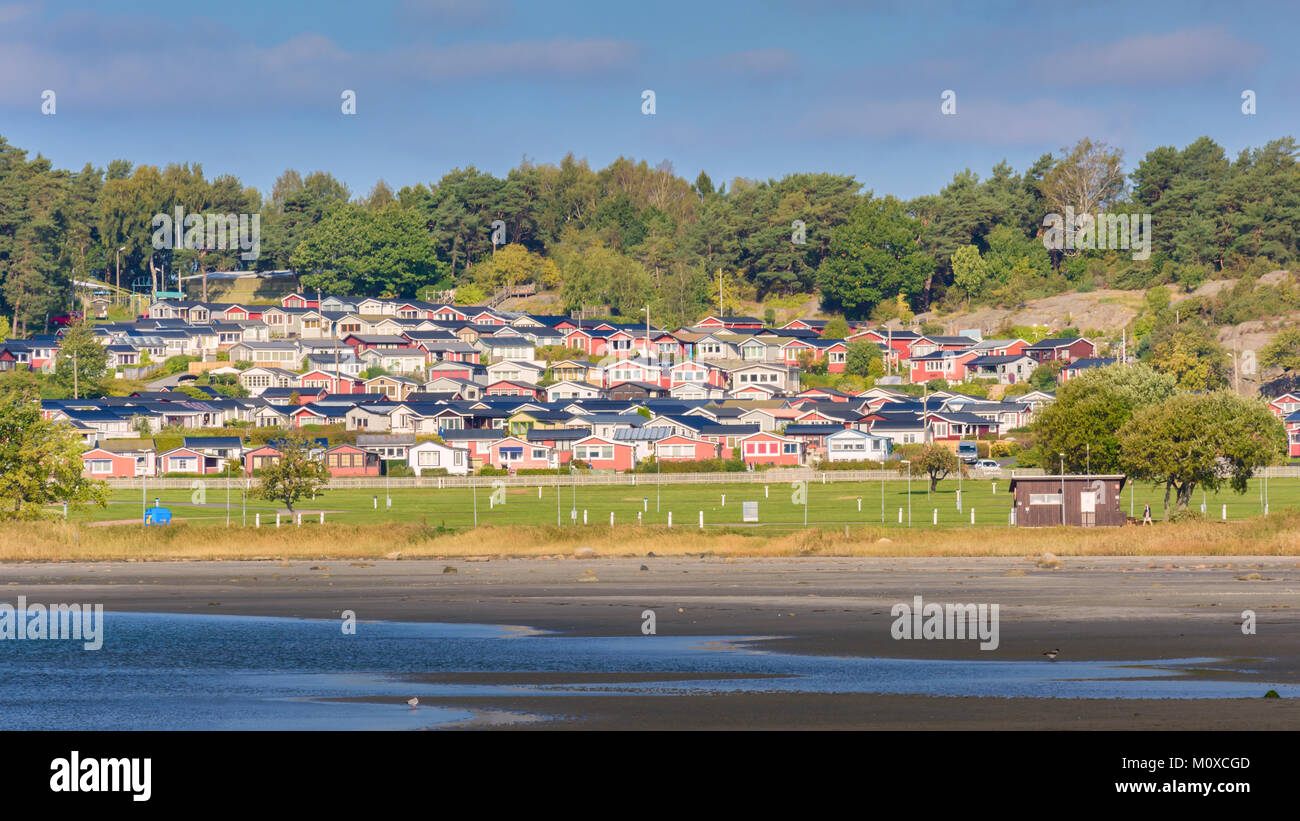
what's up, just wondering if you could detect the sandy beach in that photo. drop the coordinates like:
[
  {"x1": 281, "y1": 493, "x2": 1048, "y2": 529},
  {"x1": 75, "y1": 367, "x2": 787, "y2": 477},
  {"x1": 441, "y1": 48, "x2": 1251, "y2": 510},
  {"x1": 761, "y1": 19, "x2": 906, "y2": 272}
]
[{"x1": 4, "y1": 555, "x2": 1299, "y2": 729}]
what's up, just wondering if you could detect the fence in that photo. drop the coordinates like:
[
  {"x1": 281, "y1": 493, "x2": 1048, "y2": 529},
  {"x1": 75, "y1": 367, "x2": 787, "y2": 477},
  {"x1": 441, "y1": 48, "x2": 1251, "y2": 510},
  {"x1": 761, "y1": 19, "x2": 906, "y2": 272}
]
[{"x1": 102, "y1": 464, "x2": 1300, "y2": 492}]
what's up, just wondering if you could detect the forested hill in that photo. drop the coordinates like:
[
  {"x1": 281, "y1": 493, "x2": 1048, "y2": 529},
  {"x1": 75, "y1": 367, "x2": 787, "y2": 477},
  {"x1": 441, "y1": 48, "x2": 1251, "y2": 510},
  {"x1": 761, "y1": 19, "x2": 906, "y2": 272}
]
[{"x1": 2, "y1": 133, "x2": 1299, "y2": 335}]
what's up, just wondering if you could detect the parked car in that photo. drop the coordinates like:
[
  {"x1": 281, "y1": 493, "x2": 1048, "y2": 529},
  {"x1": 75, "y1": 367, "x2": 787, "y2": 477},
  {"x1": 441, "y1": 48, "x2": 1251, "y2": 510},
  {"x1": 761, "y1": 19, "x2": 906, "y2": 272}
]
[
  {"x1": 972, "y1": 459, "x2": 1001, "y2": 474},
  {"x1": 956, "y1": 441, "x2": 979, "y2": 464},
  {"x1": 51, "y1": 310, "x2": 83, "y2": 326}
]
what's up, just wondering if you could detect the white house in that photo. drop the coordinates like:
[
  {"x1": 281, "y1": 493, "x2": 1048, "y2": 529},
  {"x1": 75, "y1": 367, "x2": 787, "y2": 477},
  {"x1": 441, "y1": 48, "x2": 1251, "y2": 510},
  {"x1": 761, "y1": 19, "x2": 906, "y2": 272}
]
[
  {"x1": 824, "y1": 427, "x2": 893, "y2": 462},
  {"x1": 406, "y1": 440, "x2": 471, "y2": 475}
]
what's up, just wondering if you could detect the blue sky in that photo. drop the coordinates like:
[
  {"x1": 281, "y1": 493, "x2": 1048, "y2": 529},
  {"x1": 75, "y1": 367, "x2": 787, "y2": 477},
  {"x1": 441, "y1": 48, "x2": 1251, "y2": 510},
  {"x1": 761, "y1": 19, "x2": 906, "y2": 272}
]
[{"x1": 1, "y1": 0, "x2": 1295, "y2": 200}]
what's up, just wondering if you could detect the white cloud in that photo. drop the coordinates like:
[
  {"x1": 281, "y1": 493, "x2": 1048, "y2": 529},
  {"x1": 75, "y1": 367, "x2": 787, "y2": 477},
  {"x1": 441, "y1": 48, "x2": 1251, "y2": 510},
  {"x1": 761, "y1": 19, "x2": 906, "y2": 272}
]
[{"x1": 1038, "y1": 26, "x2": 1264, "y2": 86}]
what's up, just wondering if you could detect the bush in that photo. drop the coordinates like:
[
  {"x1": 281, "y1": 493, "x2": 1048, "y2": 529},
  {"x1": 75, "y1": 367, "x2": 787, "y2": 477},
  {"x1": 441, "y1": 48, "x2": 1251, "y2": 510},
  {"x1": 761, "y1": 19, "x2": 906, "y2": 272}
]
[
  {"x1": 814, "y1": 459, "x2": 889, "y2": 470},
  {"x1": 632, "y1": 457, "x2": 749, "y2": 473}
]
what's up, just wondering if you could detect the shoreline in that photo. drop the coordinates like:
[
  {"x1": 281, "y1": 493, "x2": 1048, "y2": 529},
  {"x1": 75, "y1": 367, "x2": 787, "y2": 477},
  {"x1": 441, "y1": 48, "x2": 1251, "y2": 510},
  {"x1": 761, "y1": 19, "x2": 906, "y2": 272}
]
[{"x1": 5, "y1": 555, "x2": 1298, "y2": 728}]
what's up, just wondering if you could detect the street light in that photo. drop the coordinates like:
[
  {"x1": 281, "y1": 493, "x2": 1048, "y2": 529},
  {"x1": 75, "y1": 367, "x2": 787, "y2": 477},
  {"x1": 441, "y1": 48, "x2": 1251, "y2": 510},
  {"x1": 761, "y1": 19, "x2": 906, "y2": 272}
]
[
  {"x1": 1059, "y1": 452, "x2": 1066, "y2": 526},
  {"x1": 116, "y1": 246, "x2": 126, "y2": 291},
  {"x1": 901, "y1": 459, "x2": 912, "y2": 527}
]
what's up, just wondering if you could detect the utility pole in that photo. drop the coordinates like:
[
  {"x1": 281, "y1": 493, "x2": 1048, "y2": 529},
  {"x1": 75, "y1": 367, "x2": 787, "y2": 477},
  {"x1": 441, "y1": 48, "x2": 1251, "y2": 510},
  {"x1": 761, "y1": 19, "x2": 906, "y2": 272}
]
[
  {"x1": 73, "y1": 349, "x2": 79, "y2": 399},
  {"x1": 717, "y1": 268, "x2": 723, "y2": 316}
]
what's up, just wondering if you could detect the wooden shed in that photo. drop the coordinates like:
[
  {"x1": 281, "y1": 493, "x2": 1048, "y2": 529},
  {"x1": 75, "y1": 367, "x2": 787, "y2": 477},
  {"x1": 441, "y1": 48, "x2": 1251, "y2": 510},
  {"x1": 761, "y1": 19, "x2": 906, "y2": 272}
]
[{"x1": 1008, "y1": 474, "x2": 1127, "y2": 527}]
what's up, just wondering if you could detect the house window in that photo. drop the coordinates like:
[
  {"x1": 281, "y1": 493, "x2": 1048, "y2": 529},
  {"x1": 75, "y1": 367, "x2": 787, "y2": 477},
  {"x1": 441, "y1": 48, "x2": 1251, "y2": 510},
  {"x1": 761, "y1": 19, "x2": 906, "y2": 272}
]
[
  {"x1": 419, "y1": 451, "x2": 439, "y2": 467},
  {"x1": 89, "y1": 459, "x2": 113, "y2": 474},
  {"x1": 532, "y1": 448, "x2": 548, "y2": 460},
  {"x1": 1029, "y1": 493, "x2": 1063, "y2": 505},
  {"x1": 783, "y1": 443, "x2": 798, "y2": 454}
]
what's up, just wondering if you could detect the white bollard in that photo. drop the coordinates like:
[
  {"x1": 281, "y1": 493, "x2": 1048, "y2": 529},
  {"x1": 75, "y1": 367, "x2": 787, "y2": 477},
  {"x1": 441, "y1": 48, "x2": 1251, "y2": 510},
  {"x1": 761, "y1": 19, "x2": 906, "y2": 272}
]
[
  {"x1": 643, "y1": 498, "x2": 648, "y2": 511},
  {"x1": 721, "y1": 494, "x2": 725, "y2": 507},
  {"x1": 609, "y1": 511, "x2": 614, "y2": 526},
  {"x1": 1222, "y1": 504, "x2": 1227, "y2": 520},
  {"x1": 255, "y1": 513, "x2": 260, "y2": 528},
  {"x1": 667, "y1": 511, "x2": 673, "y2": 528},
  {"x1": 276, "y1": 513, "x2": 281, "y2": 528},
  {"x1": 932, "y1": 509, "x2": 937, "y2": 525},
  {"x1": 857, "y1": 498, "x2": 861, "y2": 512},
  {"x1": 296, "y1": 513, "x2": 302, "y2": 527},
  {"x1": 970, "y1": 508, "x2": 975, "y2": 525},
  {"x1": 538, "y1": 487, "x2": 543, "y2": 499},
  {"x1": 822, "y1": 474, "x2": 826, "y2": 484},
  {"x1": 320, "y1": 511, "x2": 325, "y2": 525},
  {"x1": 373, "y1": 495, "x2": 377, "y2": 509},
  {"x1": 898, "y1": 508, "x2": 902, "y2": 524},
  {"x1": 699, "y1": 510, "x2": 704, "y2": 529},
  {"x1": 638, "y1": 511, "x2": 642, "y2": 524},
  {"x1": 438, "y1": 478, "x2": 443, "y2": 489},
  {"x1": 765, "y1": 486, "x2": 769, "y2": 498},
  {"x1": 992, "y1": 482, "x2": 996, "y2": 495},
  {"x1": 583, "y1": 510, "x2": 587, "y2": 524}
]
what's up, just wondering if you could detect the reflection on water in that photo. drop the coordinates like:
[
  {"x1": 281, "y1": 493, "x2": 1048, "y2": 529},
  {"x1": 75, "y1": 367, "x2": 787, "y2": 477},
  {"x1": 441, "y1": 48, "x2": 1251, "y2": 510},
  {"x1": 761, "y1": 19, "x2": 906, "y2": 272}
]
[{"x1": 0, "y1": 612, "x2": 1294, "y2": 730}]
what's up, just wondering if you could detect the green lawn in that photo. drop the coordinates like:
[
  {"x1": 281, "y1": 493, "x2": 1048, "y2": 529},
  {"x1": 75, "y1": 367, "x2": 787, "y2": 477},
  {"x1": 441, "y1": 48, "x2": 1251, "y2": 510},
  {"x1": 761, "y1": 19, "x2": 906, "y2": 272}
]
[{"x1": 76, "y1": 475, "x2": 1297, "y2": 534}]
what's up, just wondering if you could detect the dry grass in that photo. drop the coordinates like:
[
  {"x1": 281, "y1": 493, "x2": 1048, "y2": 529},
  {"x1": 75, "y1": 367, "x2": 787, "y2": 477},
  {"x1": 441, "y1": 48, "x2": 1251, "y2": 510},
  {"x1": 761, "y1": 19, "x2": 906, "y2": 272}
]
[{"x1": 3, "y1": 511, "x2": 1300, "y2": 562}]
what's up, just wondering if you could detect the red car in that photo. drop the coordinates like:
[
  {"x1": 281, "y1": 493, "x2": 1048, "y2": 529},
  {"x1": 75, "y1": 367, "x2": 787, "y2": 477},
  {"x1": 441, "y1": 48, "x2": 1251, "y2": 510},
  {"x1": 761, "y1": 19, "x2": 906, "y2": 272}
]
[{"x1": 51, "y1": 311, "x2": 84, "y2": 327}]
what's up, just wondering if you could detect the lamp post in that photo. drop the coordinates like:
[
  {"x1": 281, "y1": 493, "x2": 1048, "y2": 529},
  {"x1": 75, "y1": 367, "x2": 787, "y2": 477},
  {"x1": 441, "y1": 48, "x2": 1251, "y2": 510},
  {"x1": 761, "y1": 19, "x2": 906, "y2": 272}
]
[
  {"x1": 901, "y1": 459, "x2": 911, "y2": 527},
  {"x1": 116, "y1": 246, "x2": 126, "y2": 292},
  {"x1": 1059, "y1": 452, "x2": 1066, "y2": 526}
]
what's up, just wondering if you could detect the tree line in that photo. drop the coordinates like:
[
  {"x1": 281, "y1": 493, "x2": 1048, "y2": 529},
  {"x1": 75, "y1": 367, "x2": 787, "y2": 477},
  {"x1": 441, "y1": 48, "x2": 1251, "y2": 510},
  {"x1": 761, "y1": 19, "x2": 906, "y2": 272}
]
[{"x1": 4, "y1": 133, "x2": 1300, "y2": 335}]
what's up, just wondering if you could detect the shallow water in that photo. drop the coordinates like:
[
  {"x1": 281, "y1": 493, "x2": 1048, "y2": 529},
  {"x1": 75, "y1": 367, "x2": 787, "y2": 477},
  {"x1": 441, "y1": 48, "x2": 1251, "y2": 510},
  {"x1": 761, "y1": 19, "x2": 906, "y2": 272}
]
[{"x1": 0, "y1": 612, "x2": 1294, "y2": 729}]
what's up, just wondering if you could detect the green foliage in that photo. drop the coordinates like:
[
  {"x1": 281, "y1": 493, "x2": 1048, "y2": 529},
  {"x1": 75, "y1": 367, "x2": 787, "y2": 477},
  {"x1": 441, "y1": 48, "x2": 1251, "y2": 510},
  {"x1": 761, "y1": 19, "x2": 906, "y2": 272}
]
[
  {"x1": 950, "y1": 244, "x2": 990, "y2": 304},
  {"x1": 909, "y1": 442, "x2": 961, "y2": 491},
  {"x1": 844, "y1": 341, "x2": 882, "y2": 377},
  {"x1": 1119, "y1": 392, "x2": 1285, "y2": 519},
  {"x1": 817, "y1": 197, "x2": 934, "y2": 319},
  {"x1": 821, "y1": 317, "x2": 849, "y2": 339},
  {"x1": 161, "y1": 355, "x2": 198, "y2": 376},
  {"x1": 1030, "y1": 362, "x2": 1177, "y2": 474},
  {"x1": 52, "y1": 320, "x2": 109, "y2": 397},
  {"x1": 0, "y1": 386, "x2": 108, "y2": 519},
  {"x1": 292, "y1": 204, "x2": 446, "y2": 297},
  {"x1": 253, "y1": 430, "x2": 331, "y2": 512},
  {"x1": 1029, "y1": 360, "x2": 1065, "y2": 390},
  {"x1": 453, "y1": 282, "x2": 487, "y2": 305},
  {"x1": 1143, "y1": 319, "x2": 1230, "y2": 391},
  {"x1": 632, "y1": 457, "x2": 749, "y2": 473},
  {"x1": 1259, "y1": 328, "x2": 1300, "y2": 373}
]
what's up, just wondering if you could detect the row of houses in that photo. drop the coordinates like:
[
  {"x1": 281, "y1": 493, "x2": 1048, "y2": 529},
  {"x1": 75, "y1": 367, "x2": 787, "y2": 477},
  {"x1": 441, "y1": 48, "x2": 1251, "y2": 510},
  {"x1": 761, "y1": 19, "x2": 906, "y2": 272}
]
[{"x1": 70, "y1": 383, "x2": 1057, "y2": 479}]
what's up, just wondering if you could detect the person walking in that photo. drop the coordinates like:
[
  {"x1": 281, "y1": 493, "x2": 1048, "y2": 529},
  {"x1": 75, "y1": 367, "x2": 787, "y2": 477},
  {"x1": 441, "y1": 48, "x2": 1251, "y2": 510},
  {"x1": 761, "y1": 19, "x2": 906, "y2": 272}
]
[{"x1": 1142, "y1": 503, "x2": 1152, "y2": 525}]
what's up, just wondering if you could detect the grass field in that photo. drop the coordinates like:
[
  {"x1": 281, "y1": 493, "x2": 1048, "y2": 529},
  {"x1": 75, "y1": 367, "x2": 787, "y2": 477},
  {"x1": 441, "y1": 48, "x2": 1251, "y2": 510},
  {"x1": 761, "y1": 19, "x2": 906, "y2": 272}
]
[
  {"x1": 2, "y1": 475, "x2": 1291, "y2": 561},
  {"x1": 75, "y1": 475, "x2": 1294, "y2": 532}
]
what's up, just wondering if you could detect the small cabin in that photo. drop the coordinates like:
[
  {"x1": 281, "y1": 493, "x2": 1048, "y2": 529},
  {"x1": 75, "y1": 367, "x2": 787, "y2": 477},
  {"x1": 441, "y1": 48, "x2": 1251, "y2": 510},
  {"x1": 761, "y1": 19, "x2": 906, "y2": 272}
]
[{"x1": 1008, "y1": 474, "x2": 1127, "y2": 527}]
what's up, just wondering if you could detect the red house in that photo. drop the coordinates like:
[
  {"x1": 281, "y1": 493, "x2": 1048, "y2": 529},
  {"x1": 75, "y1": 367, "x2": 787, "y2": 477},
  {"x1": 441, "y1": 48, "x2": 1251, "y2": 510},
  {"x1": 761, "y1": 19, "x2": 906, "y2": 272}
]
[
  {"x1": 484, "y1": 380, "x2": 542, "y2": 399},
  {"x1": 920, "y1": 411, "x2": 996, "y2": 440},
  {"x1": 697, "y1": 315, "x2": 764, "y2": 331},
  {"x1": 1267, "y1": 393, "x2": 1300, "y2": 419},
  {"x1": 281, "y1": 293, "x2": 317, "y2": 309},
  {"x1": 243, "y1": 445, "x2": 283, "y2": 476},
  {"x1": 81, "y1": 447, "x2": 140, "y2": 479},
  {"x1": 572, "y1": 435, "x2": 637, "y2": 471},
  {"x1": 487, "y1": 436, "x2": 554, "y2": 470},
  {"x1": 324, "y1": 443, "x2": 379, "y2": 476},
  {"x1": 1023, "y1": 337, "x2": 1096, "y2": 363},
  {"x1": 739, "y1": 432, "x2": 803, "y2": 466},
  {"x1": 157, "y1": 446, "x2": 214, "y2": 475},
  {"x1": 653, "y1": 434, "x2": 719, "y2": 462}
]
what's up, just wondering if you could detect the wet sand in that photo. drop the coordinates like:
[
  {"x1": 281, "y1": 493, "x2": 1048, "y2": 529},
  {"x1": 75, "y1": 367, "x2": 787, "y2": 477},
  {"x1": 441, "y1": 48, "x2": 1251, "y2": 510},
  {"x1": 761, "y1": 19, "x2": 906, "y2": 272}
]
[{"x1": 4, "y1": 555, "x2": 1299, "y2": 728}]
